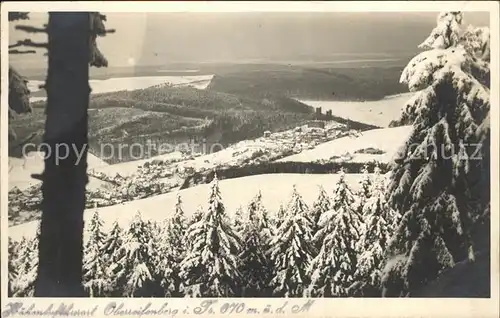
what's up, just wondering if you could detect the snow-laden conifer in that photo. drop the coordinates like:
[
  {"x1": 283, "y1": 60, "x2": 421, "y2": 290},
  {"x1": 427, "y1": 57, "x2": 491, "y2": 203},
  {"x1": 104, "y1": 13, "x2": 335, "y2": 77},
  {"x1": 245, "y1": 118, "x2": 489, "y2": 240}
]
[
  {"x1": 269, "y1": 185, "x2": 315, "y2": 297},
  {"x1": 358, "y1": 164, "x2": 373, "y2": 211},
  {"x1": 352, "y1": 167, "x2": 400, "y2": 296},
  {"x1": 8, "y1": 238, "x2": 19, "y2": 296},
  {"x1": 82, "y1": 210, "x2": 109, "y2": 297},
  {"x1": 179, "y1": 174, "x2": 242, "y2": 297},
  {"x1": 309, "y1": 185, "x2": 332, "y2": 250},
  {"x1": 233, "y1": 205, "x2": 246, "y2": 235},
  {"x1": 308, "y1": 171, "x2": 363, "y2": 297},
  {"x1": 158, "y1": 193, "x2": 188, "y2": 296},
  {"x1": 384, "y1": 11, "x2": 490, "y2": 295},
  {"x1": 239, "y1": 191, "x2": 274, "y2": 296},
  {"x1": 115, "y1": 211, "x2": 159, "y2": 297},
  {"x1": 14, "y1": 236, "x2": 38, "y2": 296}
]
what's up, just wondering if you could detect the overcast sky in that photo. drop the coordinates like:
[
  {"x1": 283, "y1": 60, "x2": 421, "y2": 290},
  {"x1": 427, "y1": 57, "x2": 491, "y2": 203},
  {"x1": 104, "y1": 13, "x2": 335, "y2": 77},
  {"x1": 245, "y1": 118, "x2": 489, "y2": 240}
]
[{"x1": 9, "y1": 11, "x2": 490, "y2": 69}]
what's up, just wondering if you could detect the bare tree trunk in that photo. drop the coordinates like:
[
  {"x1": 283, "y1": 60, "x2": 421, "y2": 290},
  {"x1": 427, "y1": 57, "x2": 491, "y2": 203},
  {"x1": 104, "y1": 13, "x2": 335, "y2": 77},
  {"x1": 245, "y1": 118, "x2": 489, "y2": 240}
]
[{"x1": 34, "y1": 12, "x2": 90, "y2": 297}]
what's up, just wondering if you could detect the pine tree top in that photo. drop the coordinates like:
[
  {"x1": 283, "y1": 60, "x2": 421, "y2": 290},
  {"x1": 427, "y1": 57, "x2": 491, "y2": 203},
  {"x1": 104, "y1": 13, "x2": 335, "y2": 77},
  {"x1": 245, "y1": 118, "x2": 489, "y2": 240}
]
[
  {"x1": 285, "y1": 185, "x2": 310, "y2": 217},
  {"x1": 419, "y1": 12, "x2": 463, "y2": 50}
]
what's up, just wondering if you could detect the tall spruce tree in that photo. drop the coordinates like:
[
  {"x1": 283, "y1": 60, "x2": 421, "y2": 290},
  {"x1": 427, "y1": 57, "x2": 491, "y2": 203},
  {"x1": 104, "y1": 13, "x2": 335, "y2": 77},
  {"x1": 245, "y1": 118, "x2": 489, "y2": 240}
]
[
  {"x1": 14, "y1": 236, "x2": 39, "y2": 296},
  {"x1": 383, "y1": 12, "x2": 490, "y2": 296},
  {"x1": 309, "y1": 185, "x2": 332, "y2": 250},
  {"x1": 351, "y1": 167, "x2": 400, "y2": 296},
  {"x1": 8, "y1": 238, "x2": 19, "y2": 296},
  {"x1": 179, "y1": 174, "x2": 242, "y2": 297},
  {"x1": 102, "y1": 221, "x2": 124, "y2": 264},
  {"x1": 275, "y1": 203, "x2": 286, "y2": 229},
  {"x1": 102, "y1": 221, "x2": 125, "y2": 296},
  {"x1": 358, "y1": 164, "x2": 373, "y2": 210},
  {"x1": 232, "y1": 205, "x2": 246, "y2": 235},
  {"x1": 269, "y1": 185, "x2": 316, "y2": 297},
  {"x1": 247, "y1": 191, "x2": 272, "y2": 241},
  {"x1": 82, "y1": 210, "x2": 109, "y2": 297},
  {"x1": 158, "y1": 194, "x2": 188, "y2": 296},
  {"x1": 239, "y1": 191, "x2": 274, "y2": 296},
  {"x1": 115, "y1": 212, "x2": 159, "y2": 297},
  {"x1": 308, "y1": 171, "x2": 363, "y2": 297}
]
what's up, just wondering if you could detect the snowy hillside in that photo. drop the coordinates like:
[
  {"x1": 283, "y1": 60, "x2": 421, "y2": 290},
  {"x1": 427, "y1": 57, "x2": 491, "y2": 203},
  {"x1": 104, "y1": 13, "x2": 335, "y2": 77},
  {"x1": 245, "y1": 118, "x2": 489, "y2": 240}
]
[
  {"x1": 299, "y1": 92, "x2": 413, "y2": 127},
  {"x1": 278, "y1": 125, "x2": 412, "y2": 163},
  {"x1": 8, "y1": 173, "x2": 367, "y2": 242},
  {"x1": 29, "y1": 74, "x2": 214, "y2": 103},
  {"x1": 8, "y1": 152, "x2": 111, "y2": 191}
]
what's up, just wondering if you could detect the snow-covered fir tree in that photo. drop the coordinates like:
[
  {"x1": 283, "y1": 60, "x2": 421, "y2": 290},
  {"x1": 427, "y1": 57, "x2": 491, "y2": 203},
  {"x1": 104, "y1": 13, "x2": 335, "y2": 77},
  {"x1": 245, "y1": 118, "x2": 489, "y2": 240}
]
[
  {"x1": 351, "y1": 167, "x2": 401, "y2": 296},
  {"x1": 239, "y1": 191, "x2": 274, "y2": 296},
  {"x1": 158, "y1": 194, "x2": 188, "y2": 296},
  {"x1": 307, "y1": 171, "x2": 364, "y2": 297},
  {"x1": 247, "y1": 191, "x2": 272, "y2": 241},
  {"x1": 102, "y1": 221, "x2": 124, "y2": 264},
  {"x1": 358, "y1": 164, "x2": 373, "y2": 211},
  {"x1": 82, "y1": 210, "x2": 109, "y2": 297},
  {"x1": 269, "y1": 185, "x2": 316, "y2": 297},
  {"x1": 102, "y1": 220, "x2": 125, "y2": 296},
  {"x1": 115, "y1": 211, "x2": 160, "y2": 297},
  {"x1": 8, "y1": 238, "x2": 19, "y2": 296},
  {"x1": 384, "y1": 11, "x2": 490, "y2": 296},
  {"x1": 189, "y1": 205, "x2": 204, "y2": 227},
  {"x1": 232, "y1": 205, "x2": 246, "y2": 235},
  {"x1": 309, "y1": 185, "x2": 332, "y2": 250},
  {"x1": 275, "y1": 203, "x2": 286, "y2": 229},
  {"x1": 14, "y1": 236, "x2": 39, "y2": 296},
  {"x1": 179, "y1": 174, "x2": 242, "y2": 297},
  {"x1": 184, "y1": 205, "x2": 204, "y2": 252}
]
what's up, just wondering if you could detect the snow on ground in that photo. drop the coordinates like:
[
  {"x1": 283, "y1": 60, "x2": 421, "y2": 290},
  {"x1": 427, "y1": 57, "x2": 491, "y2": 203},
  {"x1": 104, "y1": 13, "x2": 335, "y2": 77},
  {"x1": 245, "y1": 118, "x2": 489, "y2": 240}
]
[
  {"x1": 28, "y1": 75, "x2": 214, "y2": 102},
  {"x1": 8, "y1": 152, "x2": 110, "y2": 191},
  {"x1": 298, "y1": 92, "x2": 414, "y2": 127},
  {"x1": 277, "y1": 125, "x2": 413, "y2": 163},
  {"x1": 8, "y1": 173, "x2": 366, "y2": 242}
]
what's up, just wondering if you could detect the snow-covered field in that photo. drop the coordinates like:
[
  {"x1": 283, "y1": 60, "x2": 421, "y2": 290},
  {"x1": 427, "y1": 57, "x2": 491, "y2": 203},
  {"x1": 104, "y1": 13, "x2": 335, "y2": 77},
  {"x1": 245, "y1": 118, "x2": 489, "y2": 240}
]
[
  {"x1": 299, "y1": 92, "x2": 413, "y2": 127},
  {"x1": 278, "y1": 125, "x2": 413, "y2": 163},
  {"x1": 8, "y1": 152, "x2": 110, "y2": 191},
  {"x1": 28, "y1": 74, "x2": 214, "y2": 102},
  {"x1": 8, "y1": 173, "x2": 367, "y2": 242}
]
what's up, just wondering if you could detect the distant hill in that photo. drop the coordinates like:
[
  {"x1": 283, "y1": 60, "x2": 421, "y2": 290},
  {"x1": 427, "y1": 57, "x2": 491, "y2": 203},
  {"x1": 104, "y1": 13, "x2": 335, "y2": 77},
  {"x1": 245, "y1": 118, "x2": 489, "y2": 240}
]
[
  {"x1": 9, "y1": 85, "x2": 314, "y2": 163},
  {"x1": 207, "y1": 66, "x2": 409, "y2": 101}
]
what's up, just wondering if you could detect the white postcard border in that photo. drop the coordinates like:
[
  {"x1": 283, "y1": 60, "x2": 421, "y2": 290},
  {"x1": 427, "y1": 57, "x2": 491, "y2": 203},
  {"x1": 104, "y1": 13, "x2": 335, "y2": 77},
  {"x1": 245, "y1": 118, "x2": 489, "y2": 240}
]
[{"x1": 1, "y1": 2, "x2": 499, "y2": 318}]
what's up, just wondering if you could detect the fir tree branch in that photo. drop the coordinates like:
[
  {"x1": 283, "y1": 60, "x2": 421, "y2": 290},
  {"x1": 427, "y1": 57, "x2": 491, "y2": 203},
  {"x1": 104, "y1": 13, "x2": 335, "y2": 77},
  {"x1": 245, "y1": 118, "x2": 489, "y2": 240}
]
[
  {"x1": 10, "y1": 39, "x2": 48, "y2": 49},
  {"x1": 89, "y1": 40, "x2": 108, "y2": 68},
  {"x1": 9, "y1": 42, "x2": 22, "y2": 49},
  {"x1": 9, "y1": 49, "x2": 37, "y2": 55},
  {"x1": 15, "y1": 25, "x2": 48, "y2": 33}
]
